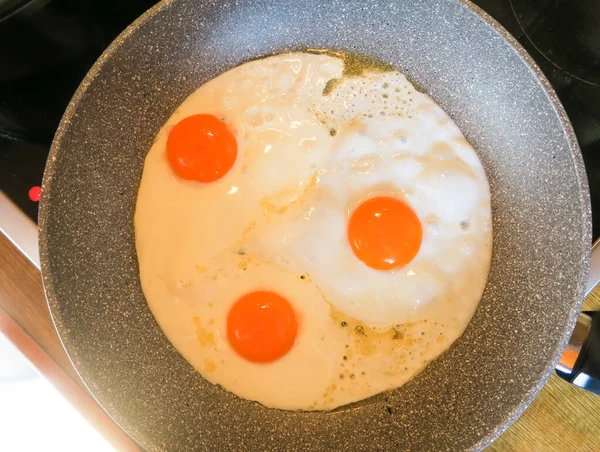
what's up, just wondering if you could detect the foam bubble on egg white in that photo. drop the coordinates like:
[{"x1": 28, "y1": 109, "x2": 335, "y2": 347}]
[{"x1": 135, "y1": 52, "x2": 492, "y2": 411}]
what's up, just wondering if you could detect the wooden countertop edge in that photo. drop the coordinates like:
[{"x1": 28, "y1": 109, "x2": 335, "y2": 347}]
[
  {"x1": 0, "y1": 230, "x2": 140, "y2": 452},
  {"x1": 0, "y1": 305, "x2": 141, "y2": 451}
]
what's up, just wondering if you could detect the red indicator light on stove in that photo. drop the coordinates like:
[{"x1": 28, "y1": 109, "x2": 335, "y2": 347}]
[{"x1": 29, "y1": 186, "x2": 41, "y2": 202}]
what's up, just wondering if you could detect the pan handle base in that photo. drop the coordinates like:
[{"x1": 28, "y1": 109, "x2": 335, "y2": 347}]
[{"x1": 556, "y1": 311, "x2": 600, "y2": 395}]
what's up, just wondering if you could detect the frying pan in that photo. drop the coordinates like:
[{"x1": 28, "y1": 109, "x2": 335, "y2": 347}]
[{"x1": 38, "y1": 0, "x2": 593, "y2": 450}]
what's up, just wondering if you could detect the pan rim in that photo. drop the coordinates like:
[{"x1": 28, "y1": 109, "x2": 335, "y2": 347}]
[
  {"x1": 37, "y1": 0, "x2": 178, "y2": 448},
  {"x1": 455, "y1": 0, "x2": 592, "y2": 449},
  {"x1": 38, "y1": 0, "x2": 592, "y2": 450}
]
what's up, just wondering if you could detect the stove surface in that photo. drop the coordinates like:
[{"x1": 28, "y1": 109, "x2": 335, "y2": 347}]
[
  {"x1": 0, "y1": 0, "x2": 160, "y2": 221},
  {"x1": 1, "y1": 0, "x2": 599, "y2": 238}
]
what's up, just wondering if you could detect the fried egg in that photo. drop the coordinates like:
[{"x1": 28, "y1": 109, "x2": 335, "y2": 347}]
[{"x1": 134, "y1": 52, "x2": 492, "y2": 411}]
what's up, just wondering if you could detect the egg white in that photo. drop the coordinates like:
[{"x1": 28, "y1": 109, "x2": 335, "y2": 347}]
[
  {"x1": 249, "y1": 83, "x2": 492, "y2": 328},
  {"x1": 135, "y1": 52, "x2": 492, "y2": 410}
]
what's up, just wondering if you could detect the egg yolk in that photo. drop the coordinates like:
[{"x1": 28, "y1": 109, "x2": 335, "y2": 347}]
[
  {"x1": 227, "y1": 291, "x2": 298, "y2": 363},
  {"x1": 348, "y1": 196, "x2": 422, "y2": 270},
  {"x1": 167, "y1": 114, "x2": 237, "y2": 183}
]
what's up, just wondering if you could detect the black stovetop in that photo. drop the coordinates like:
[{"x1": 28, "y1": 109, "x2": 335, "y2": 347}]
[{"x1": 1, "y1": 0, "x2": 599, "y2": 238}]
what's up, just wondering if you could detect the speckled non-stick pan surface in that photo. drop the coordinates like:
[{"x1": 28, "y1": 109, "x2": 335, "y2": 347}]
[{"x1": 38, "y1": 0, "x2": 591, "y2": 450}]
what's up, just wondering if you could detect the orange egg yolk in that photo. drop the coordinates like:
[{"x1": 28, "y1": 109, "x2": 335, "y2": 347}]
[
  {"x1": 348, "y1": 196, "x2": 423, "y2": 270},
  {"x1": 166, "y1": 114, "x2": 237, "y2": 183},
  {"x1": 227, "y1": 291, "x2": 298, "y2": 363}
]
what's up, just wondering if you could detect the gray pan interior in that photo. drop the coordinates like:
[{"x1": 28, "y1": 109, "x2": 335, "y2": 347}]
[{"x1": 38, "y1": 0, "x2": 591, "y2": 450}]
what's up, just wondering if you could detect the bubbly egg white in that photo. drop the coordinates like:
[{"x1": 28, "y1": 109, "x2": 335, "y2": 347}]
[{"x1": 134, "y1": 52, "x2": 492, "y2": 410}]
